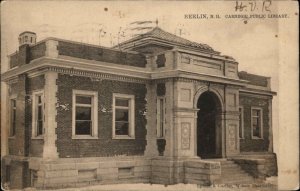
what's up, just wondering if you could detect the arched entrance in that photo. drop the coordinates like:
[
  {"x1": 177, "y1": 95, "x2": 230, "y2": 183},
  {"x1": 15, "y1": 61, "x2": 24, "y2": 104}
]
[{"x1": 197, "y1": 91, "x2": 222, "y2": 158}]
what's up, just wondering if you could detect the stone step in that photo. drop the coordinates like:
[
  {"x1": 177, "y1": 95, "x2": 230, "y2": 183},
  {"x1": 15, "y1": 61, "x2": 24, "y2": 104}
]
[
  {"x1": 222, "y1": 168, "x2": 249, "y2": 174},
  {"x1": 222, "y1": 170, "x2": 248, "y2": 176},
  {"x1": 221, "y1": 172, "x2": 251, "y2": 178},
  {"x1": 215, "y1": 179, "x2": 255, "y2": 184},
  {"x1": 221, "y1": 164, "x2": 241, "y2": 168},
  {"x1": 221, "y1": 174, "x2": 253, "y2": 180},
  {"x1": 216, "y1": 159, "x2": 257, "y2": 185}
]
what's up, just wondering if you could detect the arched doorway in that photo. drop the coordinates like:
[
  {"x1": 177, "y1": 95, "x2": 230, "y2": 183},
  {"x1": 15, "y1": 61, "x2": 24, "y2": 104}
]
[{"x1": 197, "y1": 91, "x2": 222, "y2": 158}]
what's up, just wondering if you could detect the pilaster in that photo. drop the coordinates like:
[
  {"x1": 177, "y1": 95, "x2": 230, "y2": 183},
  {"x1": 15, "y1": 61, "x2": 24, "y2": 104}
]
[
  {"x1": 45, "y1": 40, "x2": 58, "y2": 58},
  {"x1": 43, "y1": 71, "x2": 58, "y2": 159},
  {"x1": 224, "y1": 85, "x2": 240, "y2": 157},
  {"x1": 144, "y1": 82, "x2": 159, "y2": 156},
  {"x1": 1, "y1": 82, "x2": 9, "y2": 157}
]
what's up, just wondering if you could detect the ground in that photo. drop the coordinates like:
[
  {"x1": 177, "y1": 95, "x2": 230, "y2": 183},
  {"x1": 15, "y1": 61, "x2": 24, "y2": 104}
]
[{"x1": 8, "y1": 177, "x2": 277, "y2": 191}]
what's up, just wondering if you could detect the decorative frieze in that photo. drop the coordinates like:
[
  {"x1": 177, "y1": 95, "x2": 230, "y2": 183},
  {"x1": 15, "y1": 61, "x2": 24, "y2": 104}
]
[{"x1": 47, "y1": 67, "x2": 148, "y2": 84}]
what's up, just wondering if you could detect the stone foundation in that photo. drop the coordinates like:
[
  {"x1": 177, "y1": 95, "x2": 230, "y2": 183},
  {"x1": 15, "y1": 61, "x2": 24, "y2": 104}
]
[
  {"x1": 31, "y1": 156, "x2": 151, "y2": 189},
  {"x1": 151, "y1": 157, "x2": 185, "y2": 185},
  {"x1": 2, "y1": 154, "x2": 277, "y2": 189}
]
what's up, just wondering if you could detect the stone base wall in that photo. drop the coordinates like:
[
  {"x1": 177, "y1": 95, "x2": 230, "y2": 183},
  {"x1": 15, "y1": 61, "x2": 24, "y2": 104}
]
[
  {"x1": 151, "y1": 157, "x2": 185, "y2": 185},
  {"x1": 28, "y1": 156, "x2": 151, "y2": 189}
]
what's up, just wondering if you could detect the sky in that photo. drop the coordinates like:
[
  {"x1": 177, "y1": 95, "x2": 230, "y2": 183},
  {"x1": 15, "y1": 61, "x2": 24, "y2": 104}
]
[{"x1": 1, "y1": 1, "x2": 279, "y2": 80}]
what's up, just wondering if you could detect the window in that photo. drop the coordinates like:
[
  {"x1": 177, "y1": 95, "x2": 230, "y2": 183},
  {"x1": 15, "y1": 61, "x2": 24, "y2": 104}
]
[
  {"x1": 32, "y1": 91, "x2": 44, "y2": 138},
  {"x1": 157, "y1": 97, "x2": 165, "y2": 138},
  {"x1": 9, "y1": 99, "x2": 16, "y2": 137},
  {"x1": 251, "y1": 107, "x2": 263, "y2": 139},
  {"x1": 72, "y1": 90, "x2": 98, "y2": 139},
  {"x1": 112, "y1": 94, "x2": 135, "y2": 139},
  {"x1": 239, "y1": 107, "x2": 244, "y2": 139}
]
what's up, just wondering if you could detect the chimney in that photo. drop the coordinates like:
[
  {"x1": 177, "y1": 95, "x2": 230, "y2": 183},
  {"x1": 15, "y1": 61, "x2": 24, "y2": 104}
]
[
  {"x1": 18, "y1": 31, "x2": 36, "y2": 66},
  {"x1": 18, "y1": 31, "x2": 37, "y2": 46}
]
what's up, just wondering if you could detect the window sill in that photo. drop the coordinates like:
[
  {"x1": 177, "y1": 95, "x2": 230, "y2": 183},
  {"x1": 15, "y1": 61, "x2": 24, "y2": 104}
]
[
  {"x1": 112, "y1": 136, "x2": 135, "y2": 140},
  {"x1": 156, "y1": 137, "x2": 165, "y2": 140},
  {"x1": 32, "y1": 136, "x2": 44, "y2": 140},
  {"x1": 8, "y1": 136, "x2": 16, "y2": 139},
  {"x1": 72, "y1": 135, "x2": 99, "y2": 140}
]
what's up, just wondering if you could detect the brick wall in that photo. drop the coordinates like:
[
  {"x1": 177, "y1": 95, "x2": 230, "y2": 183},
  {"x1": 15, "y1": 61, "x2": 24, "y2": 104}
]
[
  {"x1": 57, "y1": 41, "x2": 147, "y2": 68},
  {"x1": 239, "y1": 93, "x2": 270, "y2": 152},
  {"x1": 56, "y1": 74, "x2": 147, "y2": 157},
  {"x1": 29, "y1": 42, "x2": 46, "y2": 61},
  {"x1": 9, "y1": 42, "x2": 46, "y2": 69},
  {"x1": 238, "y1": 72, "x2": 268, "y2": 87}
]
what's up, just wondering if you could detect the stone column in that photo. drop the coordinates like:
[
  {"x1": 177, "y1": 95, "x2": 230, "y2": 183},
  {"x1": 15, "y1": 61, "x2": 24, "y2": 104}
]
[
  {"x1": 173, "y1": 80, "x2": 198, "y2": 158},
  {"x1": 144, "y1": 82, "x2": 159, "y2": 156},
  {"x1": 163, "y1": 80, "x2": 174, "y2": 157},
  {"x1": 224, "y1": 111, "x2": 240, "y2": 157},
  {"x1": 43, "y1": 71, "x2": 58, "y2": 159},
  {"x1": 1, "y1": 82, "x2": 9, "y2": 157}
]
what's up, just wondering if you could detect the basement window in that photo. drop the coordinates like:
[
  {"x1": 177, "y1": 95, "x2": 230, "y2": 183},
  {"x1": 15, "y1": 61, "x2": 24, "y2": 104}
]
[
  {"x1": 118, "y1": 167, "x2": 134, "y2": 178},
  {"x1": 78, "y1": 169, "x2": 97, "y2": 181},
  {"x1": 72, "y1": 90, "x2": 98, "y2": 139}
]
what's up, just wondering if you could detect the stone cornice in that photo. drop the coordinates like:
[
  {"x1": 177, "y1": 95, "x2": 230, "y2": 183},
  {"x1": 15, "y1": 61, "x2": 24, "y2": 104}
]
[
  {"x1": 239, "y1": 88, "x2": 276, "y2": 97},
  {"x1": 1, "y1": 56, "x2": 275, "y2": 94}
]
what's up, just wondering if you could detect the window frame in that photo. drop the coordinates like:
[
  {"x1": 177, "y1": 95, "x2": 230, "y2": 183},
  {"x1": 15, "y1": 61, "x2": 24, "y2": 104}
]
[
  {"x1": 156, "y1": 96, "x2": 166, "y2": 138},
  {"x1": 251, "y1": 107, "x2": 263, "y2": 139},
  {"x1": 238, "y1": 106, "x2": 244, "y2": 139},
  {"x1": 31, "y1": 90, "x2": 44, "y2": 139},
  {"x1": 9, "y1": 95, "x2": 17, "y2": 138},
  {"x1": 112, "y1": 93, "x2": 135, "y2": 139},
  {"x1": 72, "y1": 90, "x2": 98, "y2": 139}
]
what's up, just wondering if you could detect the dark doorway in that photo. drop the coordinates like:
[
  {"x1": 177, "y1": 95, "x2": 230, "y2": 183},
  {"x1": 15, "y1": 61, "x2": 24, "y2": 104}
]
[{"x1": 197, "y1": 91, "x2": 221, "y2": 158}]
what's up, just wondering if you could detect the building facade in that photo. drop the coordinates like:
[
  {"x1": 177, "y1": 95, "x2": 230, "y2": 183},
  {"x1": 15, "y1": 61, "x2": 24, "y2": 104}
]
[{"x1": 1, "y1": 28, "x2": 277, "y2": 189}]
